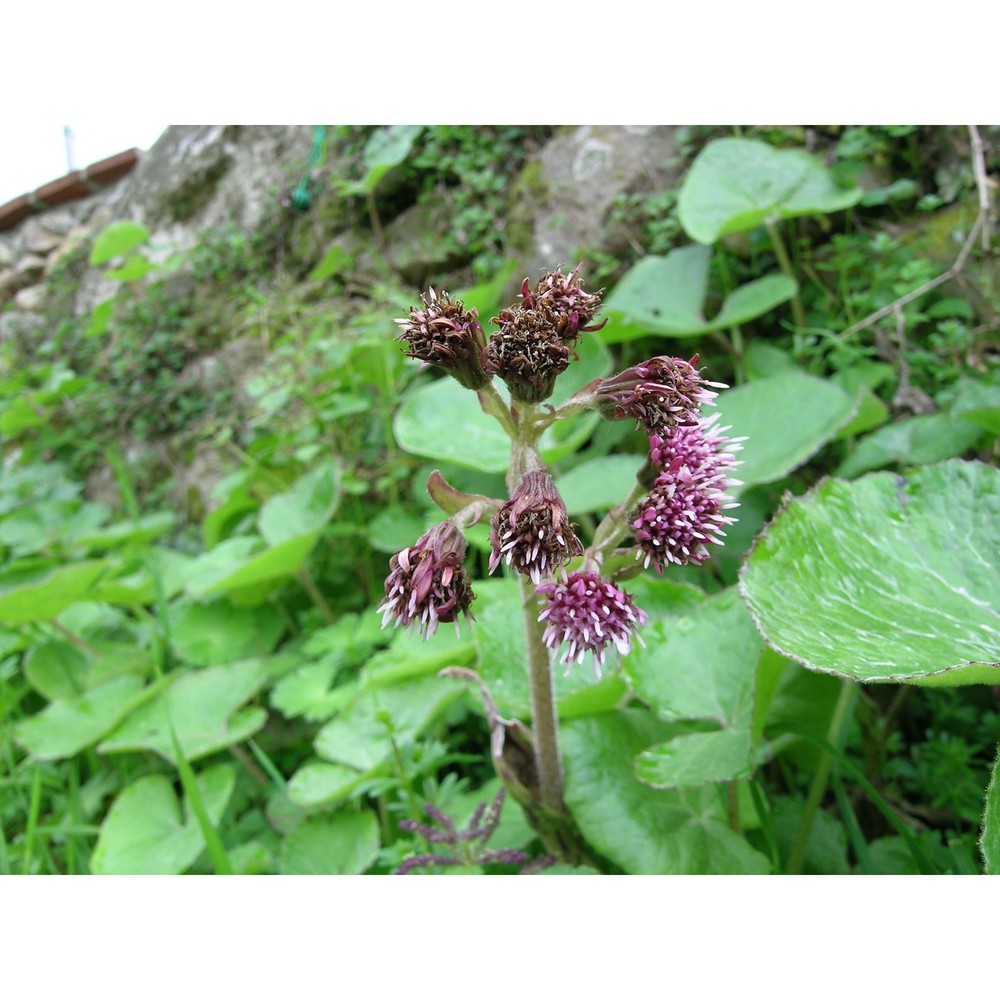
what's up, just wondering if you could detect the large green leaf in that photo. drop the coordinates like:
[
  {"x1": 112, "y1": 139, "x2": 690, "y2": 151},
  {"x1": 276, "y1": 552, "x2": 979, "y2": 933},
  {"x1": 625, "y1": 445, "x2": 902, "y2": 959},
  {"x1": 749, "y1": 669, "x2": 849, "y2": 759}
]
[
  {"x1": 0, "y1": 560, "x2": 108, "y2": 622},
  {"x1": 634, "y1": 729, "x2": 754, "y2": 789},
  {"x1": 600, "y1": 246, "x2": 796, "y2": 342},
  {"x1": 625, "y1": 588, "x2": 760, "y2": 789},
  {"x1": 740, "y1": 461, "x2": 1000, "y2": 684},
  {"x1": 279, "y1": 811, "x2": 380, "y2": 874},
  {"x1": 98, "y1": 659, "x2": 269, "y2": 762},
  {"x1": 14, "y1": 676, "x2": 146, "y2": 760},
  {"x1": 715, "y1": 372, "x2": 856, "y2": 489},
  {"x1": 393, "y1": 334, "x2": 610, "y2": 473},
  {"x1": 314, "y1": 675, "x2": 461, "y2": 771},
  {"x1": 562, "y1": 710, "x2": 770, "y2": 874},
  {"x1": 555, "y1": 454, "x2": 644, "y2": 515},
  {"x1": 678, "y1": 137, "x2": 862, "y2": 244},
  {"x1": 258, "y1": 462, "x2": 340, "y2": 546},
  {"x1": 169, "y1": 599, "x2": 284, "y2": 666},
  {"x1": 836, "y1": 413, "x2": 983, "y2": 478},
  {"x1": 90, "y1": 764, "x2": 234, "y2": 874},
  {"x1": 980, "y1": 746, "x2": 1000, "y2": 874}
]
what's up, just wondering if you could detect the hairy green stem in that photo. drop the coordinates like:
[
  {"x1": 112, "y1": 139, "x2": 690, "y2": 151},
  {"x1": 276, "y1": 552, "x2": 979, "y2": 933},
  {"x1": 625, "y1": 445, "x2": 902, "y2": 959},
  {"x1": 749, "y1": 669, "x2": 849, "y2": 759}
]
[
  {"x1": 520, "y1": 577, "x2": 564, "y2": 811},
  {"x1": 507, "y1": 400, "x2": 566, "y2": 815}
]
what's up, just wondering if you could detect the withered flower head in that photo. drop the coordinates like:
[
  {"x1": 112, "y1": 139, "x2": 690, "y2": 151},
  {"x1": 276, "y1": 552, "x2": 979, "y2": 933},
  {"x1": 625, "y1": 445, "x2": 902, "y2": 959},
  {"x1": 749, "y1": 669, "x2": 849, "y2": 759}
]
[
  {"x1": 394, "y1": 288, "x2": 490, "y2": 390},
  {"x1": 596, "y1": 354, "x2": 726, "y2": 436},
  {"x1": 378, "y1": 520, "x2": 475, "y2": 639},
  {"x1": 483, "y1": 306, "x2": 571, "y2": 404},
  {"x1": 536, "y1": 571, "x2": 647, "y2": 675},
  {"x1": 489, "y1": 470, "x2": 583, "y2": 583},
  {"x1": 522, "y1": 264, "x2": 606, "y2": 342}
]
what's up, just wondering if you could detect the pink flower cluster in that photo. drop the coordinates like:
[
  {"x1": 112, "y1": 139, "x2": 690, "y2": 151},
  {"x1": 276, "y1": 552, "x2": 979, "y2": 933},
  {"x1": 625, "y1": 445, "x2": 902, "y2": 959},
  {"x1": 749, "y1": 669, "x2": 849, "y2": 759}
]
[
  {"x1": 536, "y1": 572, "x2": 647, "y2": 675},
  {"x1": 632, "y1": 413, "x2": 743, "y2": 572}
]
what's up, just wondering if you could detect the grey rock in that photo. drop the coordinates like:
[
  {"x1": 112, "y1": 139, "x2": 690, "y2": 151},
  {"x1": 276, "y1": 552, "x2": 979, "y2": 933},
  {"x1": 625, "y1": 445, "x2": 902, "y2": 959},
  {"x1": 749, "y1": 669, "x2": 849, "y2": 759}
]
[
  {"x1": 0, "y1": 238, "x2": 13, "y2": 268},
  {"x1": 0, "y1": 267, "x2": 24, "y2": 303},
  {"x1": 0, "y1": 310, "x2": 45, "y2": 345},
  {"x1": 14, "y1": 285, "x2": 46, "y2": 311},
  {"x1": 511, "y1": 125, "x2": 683, "y2": 277},
  {"x1": 108, "y1": 125, "x2": 315, "y2": 241},
  {"x1": 37, "y1": 209, "x2": 77, "y2": 237},
  {"x1": 22, "y1": 219, "x2": 63, "y2": 256},
  {"x1": 14, "y1": 254, "x2": 46, "y2": 281},
  {"x1": 385, "y1": 200, "x2": 470, "y2": 286}
]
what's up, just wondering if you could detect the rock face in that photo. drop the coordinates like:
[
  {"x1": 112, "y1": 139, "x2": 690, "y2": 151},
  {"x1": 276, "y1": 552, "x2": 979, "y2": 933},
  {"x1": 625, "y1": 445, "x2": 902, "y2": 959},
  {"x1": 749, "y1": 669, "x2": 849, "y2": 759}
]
[
  {"x1": 510, "y1": 125, "x2": 683, "y2": 277},
  {"x1": 108, "y1": 125, "x2": 314, "y2": 239}
]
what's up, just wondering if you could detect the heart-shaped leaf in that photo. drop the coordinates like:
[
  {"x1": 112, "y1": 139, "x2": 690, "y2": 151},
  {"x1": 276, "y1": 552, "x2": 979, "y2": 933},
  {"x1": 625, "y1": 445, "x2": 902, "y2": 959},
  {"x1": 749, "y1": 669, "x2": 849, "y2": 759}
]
[
  {"x1": 600, "y1": 246, "x2": 796, "y2": 342},
  {"x1": 90, "y1": 764, "x2": 234, "y2": 874},
  {"x1": 562, "y1": 710, "x2": 770, "y2": 874},
  {"x1": 279, "y1": 811, "x2": 380, "y2": 874},
  {"x1": 98, "y1": 659, "x2": 269, "y2": 762},
  {"x1": 740, "y1": 461, "x2": 1000, "y2": 684},
  {"x1": 716, "y1": 372, "x2": 856, "y2": 489},
  {"x1": 678, "y1": 138, "x2": 862, "y2": 244}
]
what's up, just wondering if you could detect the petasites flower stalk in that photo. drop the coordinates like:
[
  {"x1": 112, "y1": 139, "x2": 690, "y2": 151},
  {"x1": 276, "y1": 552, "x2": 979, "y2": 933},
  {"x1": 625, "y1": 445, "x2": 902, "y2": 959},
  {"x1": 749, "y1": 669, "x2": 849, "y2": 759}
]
[
  {"x1": 489, "y1": 470, "x2": 583, "y2": 583},
  {"x1": 632, "y1": 415, "x2": 742, "y2": 572},
  {"x1": 536, "y1": 571, "x2": 647, "y2": 674},
  {"x1": 595, "y1": 354, "x2": 726, "y2": 436},
  {"x1": 378, "y1": 519, "x2": 475, "y2": 638},
  {"x1": 394, "y1": 288, "x2": 490, "y2": 390}
]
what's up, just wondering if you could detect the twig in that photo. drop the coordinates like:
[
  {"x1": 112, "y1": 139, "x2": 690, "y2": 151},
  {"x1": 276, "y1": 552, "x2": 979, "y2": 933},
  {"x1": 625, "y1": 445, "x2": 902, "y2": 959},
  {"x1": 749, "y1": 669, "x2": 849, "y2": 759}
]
[{"x1": 837, "y1": 125, "x2": 992, "y2": 341}]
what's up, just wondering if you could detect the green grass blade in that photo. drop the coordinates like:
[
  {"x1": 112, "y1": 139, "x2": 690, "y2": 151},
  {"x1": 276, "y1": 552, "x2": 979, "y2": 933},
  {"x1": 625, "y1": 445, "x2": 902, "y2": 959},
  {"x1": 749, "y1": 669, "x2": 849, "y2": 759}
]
[{"x1": 168, "y1": 719, "x2": 232, "y2": 875}]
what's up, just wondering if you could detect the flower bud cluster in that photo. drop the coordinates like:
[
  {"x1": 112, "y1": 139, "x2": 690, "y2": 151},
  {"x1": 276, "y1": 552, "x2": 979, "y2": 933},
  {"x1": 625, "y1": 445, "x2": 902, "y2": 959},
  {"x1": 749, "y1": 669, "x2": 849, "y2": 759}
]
[
  {"x1": 377, "y1": 519, "x2": 475, "y2": 638},
  {"x1": 596, "y1": 354, "x2": 726, "y2": 436},
  {"x1": 394, "y1": 288, "x2": 490, "y2": 390},
  {"x1": 483, "y1": 265, "x2": 604, "y2": 404},
  {"x1": 489, "y1": 471, "x2": 583, "y2": 583},
  {"x1": 632, "y1": 413, "x2": 743, "y2": 572}
]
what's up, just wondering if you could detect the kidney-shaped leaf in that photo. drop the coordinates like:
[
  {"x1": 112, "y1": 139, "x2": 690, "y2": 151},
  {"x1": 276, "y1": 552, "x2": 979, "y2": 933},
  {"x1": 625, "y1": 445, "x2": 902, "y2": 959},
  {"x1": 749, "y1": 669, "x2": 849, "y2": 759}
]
[
  {"x1": 679, "y1": 137, "x2": 862, "y2": 244},
  {"x1": 279, "y1": 811, "x2": 380, "y2": 874},
  {"x1": 562, "y1": 710, "x2": 770, "y2": 874},
  {"x1": 98, "y1": 660, "x2": 269, "y2": 763},
  {"x1": 600, "y1": 246, "x2": 795, "y2": 342},
  {"x1": 716, "y1": 372, "x2": 855, "y2": 489},
  {"x1": 90, "y1": 764, "x2": 234, "y2": 874},
  {"x1": 740, "y1": 461, "x2": 1000, "y2": 684}
]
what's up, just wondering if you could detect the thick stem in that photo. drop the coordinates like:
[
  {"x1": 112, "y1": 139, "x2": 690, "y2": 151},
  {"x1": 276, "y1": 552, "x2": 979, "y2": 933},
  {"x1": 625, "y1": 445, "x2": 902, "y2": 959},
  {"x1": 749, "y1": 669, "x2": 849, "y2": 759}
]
[{"x1": 520, "y1": 577, "x2": 565, "y2": 812}]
